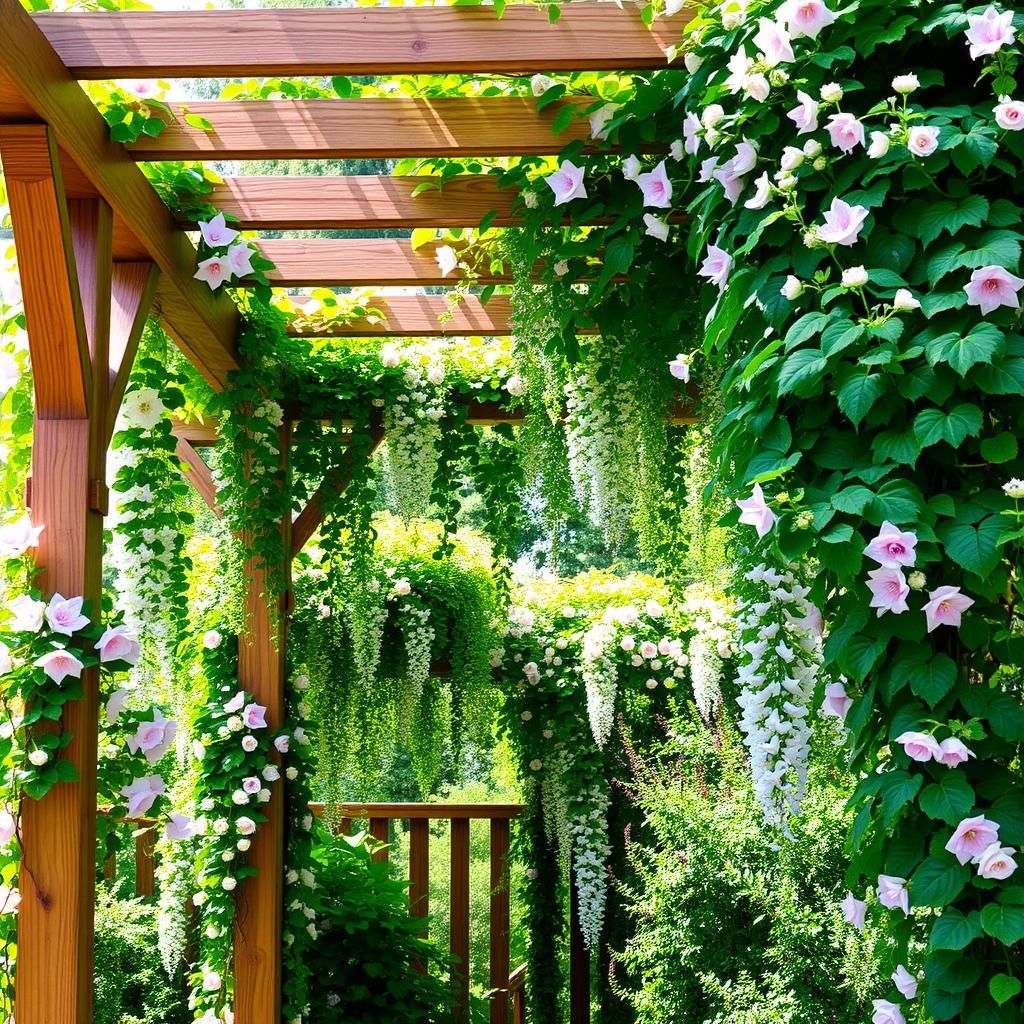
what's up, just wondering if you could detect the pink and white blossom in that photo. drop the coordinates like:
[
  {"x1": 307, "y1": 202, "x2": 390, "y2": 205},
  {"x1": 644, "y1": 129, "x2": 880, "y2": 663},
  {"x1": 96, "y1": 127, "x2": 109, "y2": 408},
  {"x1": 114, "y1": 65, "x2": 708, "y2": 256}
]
[
  {"x1": 752, "y1": 18, "x2": 794, "y2": 66},
  {"x1": 965, "y1": 6, "x2": 1016, "y2": 60},
  {"x1": 226, "y1": 242, "x2": 255, "y2": 278},
  {"x1": 0, "y1": 885, "x2": 20, "y2": 916},
  {"x1": 736, "y1": 483, "x2": 776, "y2": 538},
  {"x1": 106, "y1": 688, "x2": 130, "y2": 725},
  {"x1": 166, "y1": 814, "x2": 196, "y2": 840},
  {"x1": 841, "y1": 890, "x2": 866, "y2": 929},
  {"x1": 713, "y1": 160, "x2": 746, "y2": 204},
  {"x1": 0, "y1": 514, "x2": 43, "y2": 559},
  {"x1": 780, "y1": 0, "x2": 836, "y2": 39},
  {"x1": 977, "y1": 842, "x2": 1018, "y2": 880},
  {"x1": 871, "y1": 1000, "x2": 906, "y2": 1024},
  {"x1": 7, "y1": 594, "x2": 45, "y2": 633},
  {"x1": 826, "y1": 112, "x2": 865, "y2": 153},
  {"x1": 128, "y1": 709, "x2": 177, "y2": 765},
  {"x1": 995, "y1": 99, "x2": 1024, "y2": 131},
  {"x1": 894, "y1": 730, "x2": 942, "y2": 762},
  {"x1": 892, "y1": 965, "x2": 919, "y2": 1000},
  {"x1": 34, "y1": 647, "x2": 85, "y2": 685},
  {"x1": 945, "y1": 815, "x2": 1000, "y2": 865},
  {"x1": 644, "y1": 214, "x2": 670, "y2": 242},
  {"x1": 622, "y1": 154, "x2": 642, "y2": 181},
  {"x1": 544, "y1": 160, "x2": 587, "y2": 206},
  {"x1": 0, "y1": 808, "x2": 16, "y2": 847},
  {"x1": 45, "y1": 594, "x2": 89, "y2": 636},
  {"x1": 821, "y1": 682, "x2": 853, "y2": 722},
  {"x1": 816, "y1": 197, "x2": 869, "y2": 246},
  {"x1": 922, "y1": 585, "x2": 974, "y2": 632},
  {"x1": 907, "y1": 125, "x2": 940, "y2": 157},
  {"x1": 937, "y1": 737, "x2": 975, "y2": 768},
  {"x1": 202, "y1": 629, "x2": 222, "y2": 650},
  {"x1": 668, "y1": 354, "x2": 690, "y2": 382},
  {"x1": 121, "y1": 774, "x2": 166, "y2": 817},
  {"x1": 964, "y1": 264, "x2": 1024, "y2": 315},
  {"x1": 224, "y1": 691, "x2": 246, "y2": 714},
  {"x1": 194, "y1": 256, "x2": 232, "y2": 290},
  {"x1": 95, "y1": 625, "x2": 140, "y2": 665},
  {"x1": 198, "y1": 213, "x2": 239, "y2": 248},
  {"x1": 698, "y1": 156, "x2": 719, "y2": 183},
  {"x1": 243, "y1": 702, "x2": 268, "y2": 729},
  {"x1": 698, "y1": 244, "x2": 733, "y2": 292},
  {"x1": 866, "y1": 567, "x2": 910, "y2": 616},
  {"x1": 683, "y1": 114, "x2": 701, "y2": 155},
  {"x1": 864, "y1": 522, "x2": 918, "y2": 568},
  {"x1": 867, "y1": 131, "x2": 890, "y2": 159},
  {"x1": 636, "y1": 160, "x2": 673, "y2": 209},
  {"x1": 876, "y1": 874, "x2": 909, "y2": 915}
]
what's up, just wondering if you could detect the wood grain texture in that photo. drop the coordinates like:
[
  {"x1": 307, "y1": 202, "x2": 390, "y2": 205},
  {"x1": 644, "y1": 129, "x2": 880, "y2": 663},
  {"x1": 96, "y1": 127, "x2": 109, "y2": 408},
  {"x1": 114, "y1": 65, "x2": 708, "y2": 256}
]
[
  {"x1": 509, "y1": 964, "x2": 527, "y2": 1024},
  {"x1": 0, "y1": 0, "x2": 239, "y2": 388},
  {"x1": 175, "y1": 438, "x2": 220, "y2": 515},
  {"x1": 34, "y1": 4, "x2": 691, "y2": 77},
  {"x1": 310, "y1": 802, "x2": 525, "y2": 821},
  {"x1": 107, "y1": 262, "x2": 160, "y2": 442},
  {"x1": 135, "y1": 829, "x2": 156, "y2": 898},
  {"x1": 409, "y1": 817, "x2": 430, "y2": 927},
  {"x1": 450, "y1": 817, "x2": 471, "y2": 1022},
  {"x1": 489, "y1": 817, "x2": 511, "y2": 1024},
  {"x1": 203, "y1": 175, "x2": 518, "y2": 231},
  {"x1": 128, "y1": 96, "x2": 598, "y2": 160},
  {"x1": 369, "y1": 817, "x2": 391, "y2": 864}
]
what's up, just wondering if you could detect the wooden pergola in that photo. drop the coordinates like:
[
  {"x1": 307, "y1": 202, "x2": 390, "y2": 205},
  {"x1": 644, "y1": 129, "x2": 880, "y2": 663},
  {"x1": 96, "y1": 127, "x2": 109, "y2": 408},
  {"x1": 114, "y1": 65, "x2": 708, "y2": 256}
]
[{"x1": 0, "y1": 4, "x2": 690, "y2": 1023}]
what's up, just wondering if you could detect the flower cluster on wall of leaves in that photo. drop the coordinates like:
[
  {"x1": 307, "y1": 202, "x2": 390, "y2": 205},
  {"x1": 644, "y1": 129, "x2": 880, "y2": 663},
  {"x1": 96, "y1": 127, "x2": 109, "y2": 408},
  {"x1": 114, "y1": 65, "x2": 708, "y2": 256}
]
[{"x1": 647, "y1": 0, "x2": 1024, "y2": 1019}]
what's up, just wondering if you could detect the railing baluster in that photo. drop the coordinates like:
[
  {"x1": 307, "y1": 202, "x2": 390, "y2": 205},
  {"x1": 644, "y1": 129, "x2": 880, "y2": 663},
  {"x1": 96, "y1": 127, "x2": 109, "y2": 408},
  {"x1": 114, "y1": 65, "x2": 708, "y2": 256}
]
[
  {"x1": 450, "y1": 817, "x2": 471, "y2": 1020},
  {"x1": 369, "y1": 816, "x2": 390, "y2": 863},
  {"x1": 489, "y1": 817, "x2": 511, "y2": 1024},
  {"x1": 410, "y1": 819, "x2": 430, "y2": 927},
  {"x1": 340, "y1": 816, "x2": 352, "y2": 836}
]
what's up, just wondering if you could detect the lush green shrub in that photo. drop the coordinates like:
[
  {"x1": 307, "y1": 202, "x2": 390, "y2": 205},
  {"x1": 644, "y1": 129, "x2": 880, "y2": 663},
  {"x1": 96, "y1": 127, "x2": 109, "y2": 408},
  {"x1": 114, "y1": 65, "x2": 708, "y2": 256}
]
[
  {"x1": 305, "y1": 831, "x2": 453, "y2": 1024},
  {"x1": 93, "y1": 887, "x2": 190, "y2": 1024},
  {"x1": 613, "y1": 711, "x2": 883, "y2": 1024}
]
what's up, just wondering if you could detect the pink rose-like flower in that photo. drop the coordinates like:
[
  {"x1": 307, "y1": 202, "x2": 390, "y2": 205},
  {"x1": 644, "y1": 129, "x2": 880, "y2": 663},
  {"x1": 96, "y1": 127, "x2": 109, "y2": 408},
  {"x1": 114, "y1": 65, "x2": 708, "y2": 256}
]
[
  {"x1": 199, "y1": 212, "x2": 239, "y2": 249},
  {"x1": 817, "y1": 197, "x2": 869, "y2": 246},
  {"x1": 636, "y1": 160, "x2": 673, "y2": 209},
  {"x1": 922, "y1": 585, "x2": 974, "y2": 633},
  {"x1": 977, "y1": 842, "x2": 1019, "y2": 880},
  {"x1": 907, "y1": 125, "x2": 940, "y2": 157},
  {"x1": 237, "y1": 816, "x2": 257, "y2": 836},
  {"x1": 274, "y1": 734, "x2": 290, "y2": 754},
  {"x1": 128, "y1": 709, "x2": 177, "y2": 765},
  {"x1": 34, "y1": 648, "x2": 85, "y2": 685},
  {"x1": 945, "y1": 815, "x2": 1000, "y2": 865},
  {"x1": 876, "y1": 874, "x2": 909, "y2": 915},
  {"x1": 937, "y1": 737, "x2": 975, "y2": 768},
  {"x1": 780, "y1": 0, "x2": 836, "y2": 38},
  {"x1": 821, "y1": 682, "x2": 853, "y2": 722},
  {"x1": 45, "y1": 594, "x2": 90, "y2": 637},
  {"x1": 106, "y1": 687, "x2": 130, "y2": 725},
  {"x1": 0, "y1": 885, "x2": 20, "y2": 916},
  {"x1": 965, "y1": 6, "x2": 1015, "y2": 60},
  {"x1": 242, "y1": 776, "x2": 262, "y2": 795},
  {"x1": 699, "y1": 244, "x2": 733, "y2": 292},
  {"x1": 544, "y1": 160, "x2": 587, "y2": 206},
  {"x1": 243, "y1": 703, "x2": 268, "y2": 729},
  {"x1": 864, "y1": 522, "x2": 918, "y2": 568},
  {"x1": 872, "y1": 1000, "x2": 906, "y2": 1024},
  {"x1": 964, "y1": 265, "x2": 1024, "y2": 315},
  {"x1": 787, "y1": 90, "x2": 819, "y2": 135},
  {"x1": 753, "y1": 17, "x2": 795, "y2": 66},
  {"x1": 203, "y1": 629, "x2": 222, "y2": 650},
  {"x1": 736, "y1": 483, "x2": 777, "y2": 538},
  {"x1": 241, "y1": 735, "x2": 257, "y2": 752},
  {"x1": 995, "y1": 99, "x2": 1024, "y2": 131},
  {"x1": 121, "y1": 774, "x2": 166, "y2": 817},
  {"x1": 0, "y1": 514, "x2": 43, "y2": 559},
  {"x1": 224, "y1": 690, "x2": 246, "y2": 714},
  {"x1": 166, "y1": 814, "x2": 196, "y2": 841},
  {"x1": 894, "y1": 730, "x2": 942, "y2": 762},
  {"x1": 95, "y1": 625, "x2": 141, "y2": 666},
  {"x1": 194, "y1": 256, "x2": 232, "y2": 291},
  {"x1": 826, "y1": 112, "x2": 865, "y2": 153},
  {"x1": 892, "y1": 965, "x2": 918, "y2": 1000},
  {"x1": 841, "y1": 890, "x2": 866, "y2": 930},
  {"x1": 867, "y1": 567, "x2": 910, "y2": 616},
  {"x1": 0, "y1": 808, "x2": 15, "y2": 847}
]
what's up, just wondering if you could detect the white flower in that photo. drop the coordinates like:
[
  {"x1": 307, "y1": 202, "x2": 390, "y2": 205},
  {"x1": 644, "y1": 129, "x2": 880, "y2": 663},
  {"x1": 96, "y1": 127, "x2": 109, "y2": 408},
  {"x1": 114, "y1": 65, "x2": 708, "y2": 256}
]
[
  {"x1": 781, "y1": 276, "x2": 803, "y2": 300},
  {"x1": 222, "y1": 877, "x2": 237, "y2": 892},
  {"x1": 893, "y1": 289, "x2": 920, "y2": 311},
  {"x1": 892, "y1": 74, "x2": 919, "y2": 95},
  {"x1": 683, "y1": 52, "x2": 703, "y2": 73},
  {"x1": 867, "y1": 131, "x2": 890, "y2": 159},
  {"x1": 1003, "y1": 479, "x2": 1024, "y2": 499},
  {"x1": 841, "y1": 266, "x2": 868, "y2": 288},
  {"x1": 531, "y1": 74, "x2": 556, "y2": 97},
  {"x1": 529, "y1": 759, "x2": 543, "y2": 771},
  {"x1": 780, "y1": 146, "x2": 804, "y2": 171},
  {"x1": 820, "y1": 82, "x2": 843, "y2": 103},
  {"x1": 122, "y1": 387, "x2": 165, "y2": 430},
  {"x1": 28, "y1": 749, "x2": 48, "y2": 766}
]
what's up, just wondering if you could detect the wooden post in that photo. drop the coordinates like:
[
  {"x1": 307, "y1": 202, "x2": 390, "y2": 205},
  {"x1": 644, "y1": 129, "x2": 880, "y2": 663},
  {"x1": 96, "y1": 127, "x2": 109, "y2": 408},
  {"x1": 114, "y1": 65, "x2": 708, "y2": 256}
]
[
  {"x1": 0, "y1": 123, "x2": 154, "y2": 1024},
  {"x1": 134, "y1": 828, "x2": 156, "y2": 897},
  {"x1": 450, "y1": 817, "x2": 471, "y2": 1021},
  {"x1": 489, "y1": 817, "x2": 511, "y2": 1024},
  {"x1": 233, "y1": 422, "x2": 290, "y2": 1024}
]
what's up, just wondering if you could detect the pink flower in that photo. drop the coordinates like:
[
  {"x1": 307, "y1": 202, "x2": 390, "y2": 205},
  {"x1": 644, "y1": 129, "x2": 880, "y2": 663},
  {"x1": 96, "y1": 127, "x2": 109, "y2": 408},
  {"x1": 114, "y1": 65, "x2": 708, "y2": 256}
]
[
  {"x1": 166, "y1": 814, "x2": 195, "y2": 840},
  {"x1": 198, "y1": 213, "x2": 239, "y2": 248},
  {"x1": 128, "y1": 709, "x2": 177, "y2": 765},
  {"x1": 876, "y1": 874, "x2": 909, "y2": 915},
  {"x1": 995, "y1": 99, "x2": 1024, "y2": 131},
  {"x1": 964, "y1": 265, "x2": 1024, "y2": 315},
  {"x1": 242, "y1": 776, "x2": 262, "y2": 794},
  {"x1": 0, "y1": 885, "x2": 20, "y2": 916},
  {"x1": 872, "y1": 1000, "x2": 906, "y2": 1024},
  {"x1": 274, "y1": 734, "x2": 290, "y2": 753},
  {"x1": 194, "y1": 257, "x2": 232, "y2": 290},
  {"x1": 636, "y1": 160, "x2": 673, "y2": 209},
  {"x1": 241, "y1": 735, "x2": 257, "y2": 752},
  {"x1": 699, "y1": 244, "x2": 733, "y2": 292},
  {"x1": 945, "y1": 815, "x2": 1000, "y2": 865},
  {"x1": 95, "y1": 625, "x2": 140, "y2": 666},
  {"x1": 780, "y1": 0, "x2": 836, "y2": 38},
  {"x1": 237, "y1": 816, "x2": 257, "y2": 836},
  {"x1": 668, "y1": 354, "x2": 690, "y2": 382},
  {"x1": 965, "y1": 6, "x2": 1015, "y2": 60},
  {"x1": 34, "y1": 648, "x2": 85, "y2": 685},
  {"x1": 713, "y1": 160, "x2": 746, "y2": 205},
  {"x1": 826, "y1": 112, "x2": 865, "y2": 153},
  {"x1": 787, "y1": 90, "x2": 819, "y2": 134},
  {"x1": 227, "y1": 242, "x2": 255, "y2": 278},
  {"x1": 203, "y1": 629, "x2": 222, "y2": 650},
  {"x1": 892, "y1": 965, "x2": 918, "y2": 1000},
  {"x1": 894, "y1": 731, "x2": 942, "y2": 762},
  {"x1": 45, "y1": 594, "x2": 89, "y2": 636},
  {"x1": 864, "y1": 522, "x2": 918, "y2": 568},
  {"x1": 867, "y1": 567, "x2": 910, "y2": 616},
  {"x1": 817, "y1": 197, "x2": 869, "y2": 246},
  {"x1": 731, "y1": 140, "x2": 758, "y2": 176},
  {"x1": 0, "y1": 808, "x2": 15, "y2": 846},
  {"x1": 243, "y1": 703, "x2": 268, "y2": 729},
  {"x1": 821, "y1": 682, "x2": 853, "y2": 722},
  {"x1": 544, "y1": 160, "x2": 587, "y2": 206},
  {"x1": 736, "y1": 483, "x2": 776, "y2": 538},
  {"x1": 753, "y1": 18, "x2": 794, "y2": 66},
  {"x1": 121, "y1": 774, "x2": 166, "y2": 817},
  {"x1": 977, "y1": 842, "x2": 1018, "y2": 880},
  {"x1": 841, "y1": 890, "x2": 866, "y2": 930},
  {"x1": 683, "y1": 113, "x2": 701, "y2": 155},
  {"x1": 907, "y1": 126, "x2": 940, "y2": 157},
  {"x1": 698, "y1": 156, "x2": 719, "y2": 183},
  {"x1": 922, "y1": 585, "x2": 974, "y2": 633},
  {"x1": 224, "y1": 690, "x2": 246, "y2": 714},
  {"x1": 106, "y1": 687, "x2": 130, "y2": 725},
  {"x1": 937, "y1": 737, "x2": 975, "y2": 768},
  {"x1": 0, "y1": 514, "x2": 43, "y2": 559}
]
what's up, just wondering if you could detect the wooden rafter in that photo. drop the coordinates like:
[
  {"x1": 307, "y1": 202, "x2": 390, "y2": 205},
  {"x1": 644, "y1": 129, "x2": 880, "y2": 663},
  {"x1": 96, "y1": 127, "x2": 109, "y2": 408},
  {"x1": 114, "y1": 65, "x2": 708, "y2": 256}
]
[
  {"x1": 175, "y1": 438, "x2": 220, "y2": 515},
  {"x1": 33, "y1": 4, "x2": 691, "y2": 78},
  {"x1": 0, "y1": 0, "x2": 239, "y2": 389},
  {"x1": 127, "y1": 96, "x2": 604, "y2": 161}
]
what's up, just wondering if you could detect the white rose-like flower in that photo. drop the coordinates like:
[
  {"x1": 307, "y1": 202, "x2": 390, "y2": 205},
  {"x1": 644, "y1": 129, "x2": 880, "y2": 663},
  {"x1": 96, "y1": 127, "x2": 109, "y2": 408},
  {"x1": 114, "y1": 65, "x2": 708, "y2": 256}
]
[
  {"x1": 222, "y1": 877, "x2": 237, "y2": 892},
  {"x1": 892, "y1": 74, "x2": 919, "y2": 95},
  {"x1": 781, "y1": 275, "x2": 803, "y2": 300},
  {"x1": 841, "y1": 266, "x2": 868, "y2": 288},
  {"x1": 867, "y1": 131, "x2": 890, "y2": 159},
  {"x1": 820, "y1": 82, "x2": 843, "y2": 103},
  {"x1": 893, "y1": 288, "x2": 920, "y2": 311}
]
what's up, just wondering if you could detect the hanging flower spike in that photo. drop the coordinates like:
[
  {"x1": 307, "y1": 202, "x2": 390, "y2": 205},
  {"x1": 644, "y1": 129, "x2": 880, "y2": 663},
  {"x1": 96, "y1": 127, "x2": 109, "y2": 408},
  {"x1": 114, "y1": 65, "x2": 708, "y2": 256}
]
[
  {"x1": 0, "y1": 513, "x2": 43, "y2": 559},
  {"x1": 735, "y1": 483, "x2": 776, "y2": 537},
  {"x1": 544, "y1": 160, "x2": 587, "y2": 206},
  {"x1": 198, "y1": 212, "x2": 239, "y2": 249}
]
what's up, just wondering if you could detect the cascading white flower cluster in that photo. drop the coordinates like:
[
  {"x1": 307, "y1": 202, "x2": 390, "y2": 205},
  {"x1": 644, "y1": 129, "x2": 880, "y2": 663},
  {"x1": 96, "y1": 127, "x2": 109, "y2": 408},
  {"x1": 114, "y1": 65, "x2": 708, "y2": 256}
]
[
  {"x1": 581, "y1": 621, "x2": 618, "y2": 748},
  {"x1": 682, "y1": 584, "x2": 735, "y2": 720},
  {"x1": 381, "y1": 349, "x2": 448, "y2": 519},
  {"x1": 568, "y1": 784, "x2": 612, "y2": 950},
  {"x1": 398, "y1": 600, "x2": 435, "y2": 698},
  {"x1": 155, "y1": 833, "x2": 195, "y2": 979},
  {"x1": 734, "y1": 558, "x2": 822, "y2": 830}
]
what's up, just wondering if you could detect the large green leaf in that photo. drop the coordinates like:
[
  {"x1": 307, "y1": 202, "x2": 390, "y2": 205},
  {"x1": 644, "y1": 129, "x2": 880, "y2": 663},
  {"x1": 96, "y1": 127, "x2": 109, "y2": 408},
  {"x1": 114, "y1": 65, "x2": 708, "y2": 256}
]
[
  {"x1": 914, "y1": 403, "x2": 983, "y2": 448},
  {"x1": 879, "y1": 770, "x2": 924, "y2": 826},
  {"x1": 936, "y1": 515, "x2": 1004, "y2": 578},
  {"x1": 981, "y1": 902, "x2": 1024, "y2": 945},
  {"x1": 910, "y1": 652, "x2": 958, "y2": 706},
  {"x1": 929, "y1": 907, "x2": 982, "y2": 951},
  {"x1": 912, "y1": 855, "x2": 969, "y2": 908},
  {"x1": 837, "y1": 372, "x2": 886, "y2": 425},
  {"x1": 926, "y1": 323, "x2": 1005, "y2": 376},
  {"x1": 777, "y1": 349, "x2": 827, "y2": 396},
  {"x1": 920, "y1": 772, "x2": 975, "y2": 825}
]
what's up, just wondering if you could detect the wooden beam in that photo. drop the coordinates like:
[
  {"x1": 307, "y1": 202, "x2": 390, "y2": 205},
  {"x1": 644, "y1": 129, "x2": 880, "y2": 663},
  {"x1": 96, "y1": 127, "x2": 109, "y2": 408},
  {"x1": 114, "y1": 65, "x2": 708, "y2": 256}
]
[
  {"x1": 33, "y1": 4, "x2": 691, "y2": 78},
  {"x1": 107, "y1": 262, "x2": 160, "y2": 442},
  {"x1": 257, "y1": 239, "x2": 512, "y2": 288},
  {"x1": 128, "y1": 96, "x2": 600, "y2": 161},
  {"x1": 175, "y1": 438, "x2": 220, "y2": 515},
  {"x1": 0, "y1": 0, "x2": 239, "y2": 388}
]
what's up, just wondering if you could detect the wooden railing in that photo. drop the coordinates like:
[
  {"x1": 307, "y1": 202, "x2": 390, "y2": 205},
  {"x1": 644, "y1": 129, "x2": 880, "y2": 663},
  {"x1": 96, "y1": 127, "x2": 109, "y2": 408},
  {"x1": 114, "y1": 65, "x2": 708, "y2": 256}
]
[{"x1": 104, "y1": 802, "x2": 529, "y2": 1024}]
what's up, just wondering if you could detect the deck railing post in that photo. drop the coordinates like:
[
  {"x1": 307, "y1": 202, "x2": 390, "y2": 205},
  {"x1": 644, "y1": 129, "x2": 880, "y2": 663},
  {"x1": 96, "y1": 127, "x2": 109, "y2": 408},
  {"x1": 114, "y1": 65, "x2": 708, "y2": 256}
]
[{"x1": 489, "y1": 817, "x2": 511, "y2": 1024}]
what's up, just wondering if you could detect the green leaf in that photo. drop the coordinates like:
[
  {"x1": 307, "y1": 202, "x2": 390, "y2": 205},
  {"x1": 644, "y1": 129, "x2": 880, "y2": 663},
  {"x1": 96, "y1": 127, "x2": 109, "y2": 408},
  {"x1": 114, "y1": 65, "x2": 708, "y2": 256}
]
[
  {"x1": 990, "y1": 974, "x2": 1022, "y2": 1006},
  {"x1": 909, "y1": 652, "x2": 959, "y2": 706},
  {"x1": 926, "y1": 949, "x2": 984, "y2": 994},
  {"x1": 836, "y1": 372, "x2": 885, "y2": 425},
  {"x1": 777, "y1": 349, "x2": 826, "y2": 396},
  {"x1": 914, "y1": 403, "x2": 983, "y2": 448},
  {"x1": 981, "y1": 432, "x2": 1019, "y2": 464},
  {"x1": 879, "y1": 769, "x2": 923, "y2": 826},
  {"x1": 331, "y1": 75, "x2": 353, "y2": 97},
  {"x1": 981, "y1": 902, "x2": 1024, "y2": 945},
  {"x1": 929, "y1": 907, "x2": 982, "y2": 951},
  {"x1": 872, "y1": 429, "x2": 922, "y2": 466},
  {"x1": 920, "y1": 771, "x2": 975, "y2": 825},
  {"x1": 913, "y1": 855, "x2": 970, "y2": 908},
  {"x1": 832, "y1": 485, "x2": 875, "y2": 514},
  {"x1": 784, "y1": 312, "x2": 829, "y2": 350},
  {"x1": 926, "y1": 323, "x2": 1005, "y2": 376},
  {"x1": 936, "y1": 515, "x2": 1003, "y2": 578}
]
